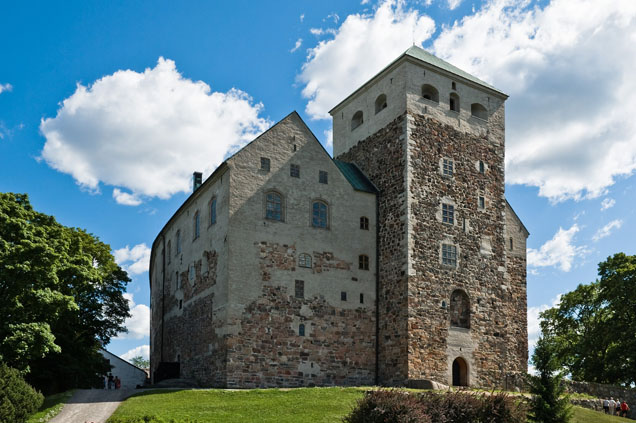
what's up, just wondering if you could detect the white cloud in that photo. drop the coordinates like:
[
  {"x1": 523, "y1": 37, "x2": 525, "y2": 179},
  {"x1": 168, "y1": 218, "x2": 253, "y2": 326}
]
[
  {"x1": 40, "y1": 58, "x2": 271, "y2": 203},
  {"x1": 112, "y1": 188, "x2": 142, "y2": 206},
  {"x1": 290, "y1": 38, "x2": 303, "y2": 53},
  {"x1": 300, "y1": 14, "x2": 305, "y2": 22},
  {"x1": 0, "y1": 83, "x2": 12, "y2": 94},
  {"x1": 326, "y1": 13, "x2": 340, "y2": 24},
  {"x1": 432, "y1": 0, "x2": 636, "y2": 202},
  {"x1": 117, "y1": 293, "x2": 150, "y2": 340},
  {"x1": 527, "y1": 295, "x2": 561, "y2": 349},
  {"x1": 600, "y1": 198, "x2": 615, "y2": 211},
  {"x1": 114, "y1": 243, "x2": 151, "y2": 275},
  {"x1": 592, "y1": 219, "x2": 623, "y2": 241},
  {"x1": 447, "y1": 0, "x2": 462, "y2": 10},
  {"x1": 120, "y1": 344, "x2": 150, "y2": 362},
  {"x1": 299, "y1": 0, "x2": 435, "y2": 119},
  {"x1": 527, "y1": 224, "x2": 587, "y2": 272},
  {"x1": 324, "y1": 129, "x2": 333, "y2": 149}
]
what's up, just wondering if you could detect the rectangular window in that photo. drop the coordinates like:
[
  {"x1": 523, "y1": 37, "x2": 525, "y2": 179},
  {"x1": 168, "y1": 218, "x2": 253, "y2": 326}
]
[
  {"x1": 442, "y1": 159, "x2": 454, "y2": 177},
  {"x1": 176, "y1": 230, "x2": 181, "y2": 254},
  {"x1": 167, "y1": 241, "x2": 171, "y2": 264},
  {"x1": 442, "y1": 204, "x2": 454, "y2": 225},
  {"x1": 319, "y1": 170, "x2": 328, "y2": 184},
  {"x1": 194, "y1": 212, "x2": 200, "y2": 240},
  {"x1": 295, "y1": 280, "x2": 304, "y2": 299},
  {"x1": 189, "y1": 264, "x2": 195, "y2": 281},
  {"x1": 261, "y1": 157, "x2": 270, "y2": 172},
  {"x1": 210, "y1": 198, "x2": 217, "y2": 225},
  {"x1": 442, "y1": 244, "x2": 457, "y2": 268},
  {"x1": 341, "y1": 291, "x2": 347, "y2": 301},
  {"x1": 360, "y1": 293, "x2": 364, "y2": 304},
  {"x1": 360, "y1": 216, "x2": 369, "y2": 230},
  {"x1": 290, "y1": 164, "x2": 300, "y2": 178},
  {"x1": 479, "y1": 196, "x2": 485, "y2": 209}
]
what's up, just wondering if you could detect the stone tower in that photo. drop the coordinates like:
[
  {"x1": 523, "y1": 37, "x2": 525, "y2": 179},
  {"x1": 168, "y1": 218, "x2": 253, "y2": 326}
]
[{"x1": 331, "y1": 46, "x2": 528, "y2": 388}]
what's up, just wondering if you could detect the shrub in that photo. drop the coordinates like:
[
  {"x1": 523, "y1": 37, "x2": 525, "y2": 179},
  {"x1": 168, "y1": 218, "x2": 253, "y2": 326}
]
[
  {"x1": 0, "y1": 363, "x2": 44, "y2": 423},
  {"x1": 343, "y1": 389, "x2": 527, "y2": 423},
  {"x1": 343, "y1": 390, "x2": 431, "y2": 423}
]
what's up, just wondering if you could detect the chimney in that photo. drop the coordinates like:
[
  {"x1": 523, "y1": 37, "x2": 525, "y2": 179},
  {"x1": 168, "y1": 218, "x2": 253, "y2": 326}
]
[{"x1": 192, "y1": 172, "x2": 202, "y2": 192}]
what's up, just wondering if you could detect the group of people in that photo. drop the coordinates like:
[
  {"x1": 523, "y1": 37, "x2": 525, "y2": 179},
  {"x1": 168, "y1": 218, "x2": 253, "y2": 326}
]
[
  {"x1": 104, "y1": 373, "x2": 122, "y2": 389},
  {"x1": 603, "y1": 397, "x2": 630, "y2": 417}
]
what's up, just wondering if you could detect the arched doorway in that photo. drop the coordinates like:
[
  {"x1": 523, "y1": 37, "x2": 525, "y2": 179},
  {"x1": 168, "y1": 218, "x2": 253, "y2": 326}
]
[{"x1": 452, "y1": 357, "x2": 468, "y2": 387}]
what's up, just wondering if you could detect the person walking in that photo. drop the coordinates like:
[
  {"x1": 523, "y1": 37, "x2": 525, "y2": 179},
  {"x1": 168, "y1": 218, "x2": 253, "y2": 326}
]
[
  {"x1": 615, "y1": 399, "x2": 622, "y2": 416},
  {"x1": 107, "y1": 374, "x2": 114, "y2": 390},
  {"x1": 610, "y1": 398, "x2": 616, "y2": 415},
  {"x1": 114, "y1": 376, "x2": 121, "y2": 389},
  {"x1": 621, "y1": 400, "x2": 630, "y2": 418},
  {"x1": 604, "y1": 398, "x2": 610, "y2": 414}
]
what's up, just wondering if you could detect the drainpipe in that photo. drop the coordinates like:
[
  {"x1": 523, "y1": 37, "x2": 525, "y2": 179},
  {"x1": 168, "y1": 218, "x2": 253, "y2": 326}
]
[
  {"x1": 375, "y1": 194, "x2": 380, "y2": 386},
  {"x1": 161, "y1": 236, "x2": 166, "y2": 363}
]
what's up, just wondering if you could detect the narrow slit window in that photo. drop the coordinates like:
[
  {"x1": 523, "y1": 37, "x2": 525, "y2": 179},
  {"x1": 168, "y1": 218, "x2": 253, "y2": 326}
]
[
  {"x1": 176, "y1": 230, "x2": 181, "y2": 254},
  {"x1": 479, "y1": 196, "x2": 485, "y2": 210},
  {"x1": 360, "y1": 293, "x2": 364, "y2": 304},
  {"x1": 299, "y1": 324, "x2": 305, "y2": 337},
  {"x1": 210, "y1": 198, "x2": 217, "y2": 225},
  {"x1": 193, "y1": 211, "x2": 200, "y2": 240}
]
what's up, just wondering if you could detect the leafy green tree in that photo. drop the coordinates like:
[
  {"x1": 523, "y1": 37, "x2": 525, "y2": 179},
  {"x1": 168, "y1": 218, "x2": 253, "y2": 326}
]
[
  {"x1": 529, "y1": 336, "x2": 572, "y2": 423},
  {"x1": 540, "y1": 253, "x2": 636, "y2": 386},
  {"x1": 130, "y1": 356, "x2": 150, "y2": 369},
  {"x1": 0, "y1": 193, "x2": 131, "y2": 393}
]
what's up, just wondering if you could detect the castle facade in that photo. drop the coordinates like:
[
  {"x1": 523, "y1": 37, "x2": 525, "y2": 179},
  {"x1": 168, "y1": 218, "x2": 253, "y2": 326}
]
[{"x1": 149, "y1": 46, "x2": 528, "y2": 389}]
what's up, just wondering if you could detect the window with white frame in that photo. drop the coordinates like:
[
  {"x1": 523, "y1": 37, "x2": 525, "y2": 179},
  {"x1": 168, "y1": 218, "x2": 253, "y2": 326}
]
[
  {"x1": 299, "y1": 253, "x2": 312, "y2": 268},
  {"x1": 442, "y1": 204, "x2": 454, "y2": 225},
  {"x1": 442, "y1": 244, "x2": 457, "y2": 268},
  {"x1": 442, "y1": 158, "x2": 454, "y2": 177}
]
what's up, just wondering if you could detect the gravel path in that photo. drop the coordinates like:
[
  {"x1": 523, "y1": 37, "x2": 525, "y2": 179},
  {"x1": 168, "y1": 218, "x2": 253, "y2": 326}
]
[{"x1": 49, "y1": 389, "x2": 135, "y2": 423}]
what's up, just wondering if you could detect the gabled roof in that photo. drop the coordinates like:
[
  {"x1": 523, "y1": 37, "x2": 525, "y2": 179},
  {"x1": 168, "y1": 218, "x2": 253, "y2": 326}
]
[
  {"x1": 333, "y1": 160, "x2": 378, "y2": 194},
  {"x1": 403, "y1": 46, "x2": 504, "y2": 96},
  {"x1": 329, "y1": 45, "x2": 506, "y2": 114},
  {"x1": 505, "y1": 198, "x2": 530, "y2": 237}
]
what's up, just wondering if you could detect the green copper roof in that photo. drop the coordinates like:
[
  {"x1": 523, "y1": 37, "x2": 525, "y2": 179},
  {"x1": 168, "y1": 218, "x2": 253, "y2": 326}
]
[
  {"x1": 403, "y1": 46, "x2": 505, "y2": 95},
  {"x1": 333, "y1": 160, "x2": 378, "y2": 194}
]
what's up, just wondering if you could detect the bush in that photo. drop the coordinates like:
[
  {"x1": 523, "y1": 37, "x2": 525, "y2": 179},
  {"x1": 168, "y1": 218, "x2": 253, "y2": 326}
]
[
  {"x1": 343, "y1": 390, "x2": 431, "y2": 423},
  {"x1": 342, "y1": 389, "x2": 527, "y2": 423},
  {"x1": 0, "y1": 363, "x2": 44, "y2": 423}
]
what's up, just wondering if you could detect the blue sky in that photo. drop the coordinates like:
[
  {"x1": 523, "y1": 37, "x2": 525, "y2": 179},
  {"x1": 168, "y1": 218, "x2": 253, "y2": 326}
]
[{"x1": 1, "y1": 0, "x2": 635, "y2": 363}]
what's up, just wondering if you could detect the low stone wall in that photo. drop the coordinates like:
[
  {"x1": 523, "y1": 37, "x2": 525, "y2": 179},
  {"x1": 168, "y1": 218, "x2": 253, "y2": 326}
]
[{"x1": 565, "y1": 381, "x2": 635, "y2": 420}]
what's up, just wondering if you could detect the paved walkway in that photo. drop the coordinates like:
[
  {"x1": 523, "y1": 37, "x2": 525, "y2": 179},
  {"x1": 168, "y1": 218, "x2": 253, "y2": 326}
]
[{"x1": 49, "y1": 389, "x2": 135, "y2": 423}]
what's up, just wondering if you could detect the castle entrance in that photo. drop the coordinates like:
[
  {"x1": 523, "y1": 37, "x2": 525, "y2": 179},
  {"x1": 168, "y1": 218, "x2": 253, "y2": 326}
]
[{"x1": 452, "y1": 357, "x2": 468, "y2": 386}]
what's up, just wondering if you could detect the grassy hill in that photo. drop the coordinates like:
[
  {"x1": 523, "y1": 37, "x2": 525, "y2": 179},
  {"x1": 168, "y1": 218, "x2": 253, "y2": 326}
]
[{"x1": 106, "y1": 387, "x2": 627, "y2": 423}]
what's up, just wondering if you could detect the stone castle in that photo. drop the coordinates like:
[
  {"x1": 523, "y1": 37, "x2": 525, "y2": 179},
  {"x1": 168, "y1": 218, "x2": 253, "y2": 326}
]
[{"x1": 149, "y1": 46, "x2": 529, "y2": 389}]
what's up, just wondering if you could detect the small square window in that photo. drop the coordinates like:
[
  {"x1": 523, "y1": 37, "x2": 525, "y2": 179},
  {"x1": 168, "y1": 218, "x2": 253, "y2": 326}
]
[
  {"x1": 295, "y1": 280, "x2": 304, "y2": 299},
  {"x1": 319, "y1": 170, "x2": 328, "y2": 184},
  {"x1": 479, "y1": 196, "x2": 485, "y2": 209},
  {"x1": 341, "y1": 291, "x2": 347, "y2": 301},
  {"x1": 299, "y1": 253, "x2": 312, "y2": 268},
  {"x1": 261, "y1": 157, "x2": 270, "y2": 172},
  {"x1": 290, "y1": 164, "x2": 300, "y2": 178},
  {"x1": 442, "y1": 204, "x2": 454, "y2": 225},
  {"x1": 442, "y1": 244, "x2": 457, "y2": 268},
  {"x1": 442, "y1": 159, "x2": 454, "y2": 177}
]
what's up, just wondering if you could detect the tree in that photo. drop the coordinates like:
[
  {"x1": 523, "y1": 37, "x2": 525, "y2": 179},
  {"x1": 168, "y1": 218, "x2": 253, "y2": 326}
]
[
  {"x1": 130, "y1": 356, "x2": 150, "y2": 369},
  {"x1": 0, "y1": 193, "x2": 131, "y2": 393},
  {"x1": 540, "y1": 253, "x2": 636, "y2": 386},
  {"x1": 528, "y1": 336, "x2": 572, "y2": 423}
]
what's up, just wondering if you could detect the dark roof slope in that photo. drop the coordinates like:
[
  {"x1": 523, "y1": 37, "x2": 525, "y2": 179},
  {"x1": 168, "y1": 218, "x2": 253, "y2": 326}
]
[{"x1": 333, "y1": 160, "x2": 378, "y2": 194}]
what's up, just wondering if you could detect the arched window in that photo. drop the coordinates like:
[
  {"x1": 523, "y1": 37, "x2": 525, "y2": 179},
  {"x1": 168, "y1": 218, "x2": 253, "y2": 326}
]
[
  {"x1": 351, "y1": 111, "x2": 364, "y2": 131},
  {"x1": 210, "y1": 197, "x2": 217, "y2": 225},
  {"x1": 299, "y1": 323, "x2": 305, "y2": 337},
  {"x1": 193, "y1": 211, "x2": 200, "y2": 240},
  {"x1": 360, "y1": 216, "x2": 369, "y2": 230},
  {"x1": 299, "y1": 253, "x2": 312, "y2": 268},
  {"x1": 421, "y1": 84, "x2": 439, "y2": 103},
  {"x1": 375, "y1": 94, "x2": 387, "y2": 114},
  {"x1": 471, "y1": 103, "x2": 488, "y2": 120},
  {"x1": 450, "y1": 93, "x2": 460, "y2": 112},
  {"x1": 450, "y1": 289, "x2": 470, "y2": 329},
  {"x1": 312, "y1": 201, "x2": 328, "y2": 228},
  {"x1": 265, "y1": 191, "x2": 284, "y2": 221},
  {"x1": 359, "y1": 254, "x2": 369, "y2": 270}
]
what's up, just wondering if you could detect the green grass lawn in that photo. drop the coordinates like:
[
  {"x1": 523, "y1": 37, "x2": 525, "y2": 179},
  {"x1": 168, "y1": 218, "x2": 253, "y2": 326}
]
[
  {"x1": 107, "y1": 387, "x2": 627, "y2": 423},
  {"x1": 27, "y1": 389, "x2": 74, "y2": 423}
]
